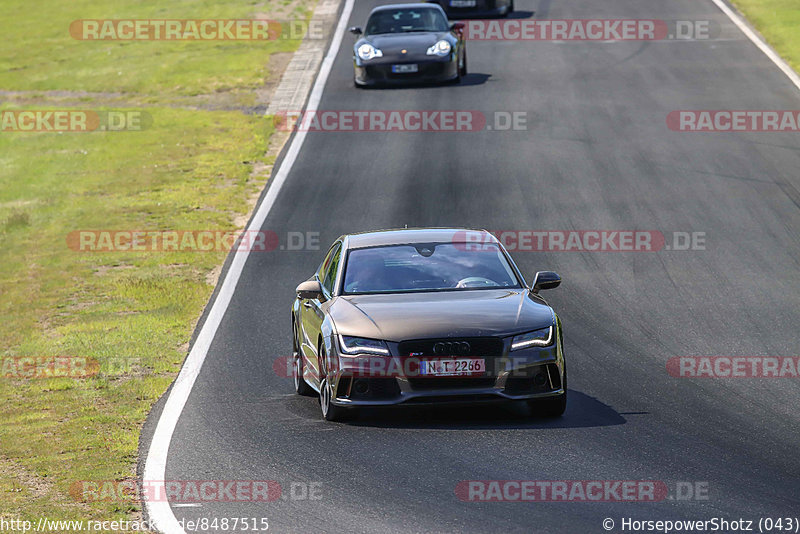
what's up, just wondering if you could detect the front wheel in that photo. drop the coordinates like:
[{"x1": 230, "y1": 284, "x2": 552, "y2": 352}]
[{"x1": 319, "y1": 377, "x2": 356, "y2": 422}]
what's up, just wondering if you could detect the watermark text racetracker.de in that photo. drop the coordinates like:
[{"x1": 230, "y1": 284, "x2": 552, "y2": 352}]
[
  {"x1": 277, "y1": 354, "x2": 547, "y2": 379},
  {"x1": 667, "y1": 110, "x2": 800, "y2": 132},
  {"x1": 1, "y1": 356, "x2": 139, "y2": 380},
  {"x1": 453, "y1": 230, "x2": 706, "y2": 252},
  {"x1": 272, "y1": 110, "x2": 528, "y2": 132},
  {"x1": 1, "y1": 110, "x2": 151, "y2": 132},
  {"x1": 667, "y1": 356, "x2": 800, "y2": 378},
  {"x1": 69, "y1": 19, "x2": 327, "y2": 41},
  {"x1": 66, "y1": 230, "x2": 320, "y2": 253},
  {"x1": 458, "y1": 19, "x2": 719, "y2": 41},
  {"x1": 69, "y1": 479, "x2": 322, "y2": 503},
  {"x1": 455, "y1": 480, "x2": 709, "y2": 502}
]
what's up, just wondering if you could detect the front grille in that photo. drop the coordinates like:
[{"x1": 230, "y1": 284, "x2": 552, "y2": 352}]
[
  {"x1": 398, "y1": 337, "x2": 503, "y2": 358},
  {"x1": 365, "y1": 62, "x2": 448, "y2": 81},
  {"x1": 364, "y1": 65, "x2": 386, "y2": 79},
  {"x1": 386, "y1": 63, "x2": 446, "y2": 79},
  {"x1": 399, "y1": 337, "x2": 503, "y2": 391},
  {"x1": 366, "y1": 378, "x2": 401, "y2": 399},
  {"x1": 407, "y1": 377, "x2": 496, "y2": 390}
]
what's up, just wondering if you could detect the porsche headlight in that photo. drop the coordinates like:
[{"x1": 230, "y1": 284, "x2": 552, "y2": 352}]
[
  {"x1": 426, "y1": 40, "x2": 452, "y2": 56},
  {"x1": 511, "y1": 326, "x2": 554, "y2": 351},
  {"x1": 357, "y1": 43, "x2": 383, "y2": 60},
  {"x1": 339, "y1": 335, "x2": 390, "y2": 355}
]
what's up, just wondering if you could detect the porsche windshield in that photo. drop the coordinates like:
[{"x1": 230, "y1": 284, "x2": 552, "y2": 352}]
[
  {"x1": 365, "y1": 8, "x2": 449, "y2": 36},
  {"x1": 342, "y1": 243, "x2": 521, "y2": 294}
]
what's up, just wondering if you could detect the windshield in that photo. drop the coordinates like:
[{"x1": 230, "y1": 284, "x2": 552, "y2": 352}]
[
  {"x1": 342, "y1": 243, "x2": 521, "y2": 294},
  {"x1": 365, "y1": 8, "x2": 449, "y2": 36}
]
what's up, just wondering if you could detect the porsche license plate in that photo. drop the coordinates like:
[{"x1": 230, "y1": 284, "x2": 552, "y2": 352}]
[
  {"x1": 450, "y1": 0, "x2": 477, "y2": 7},
  {"x1": 392, "y1": 64, "x2": 418, "y2": 73},
  {"x1": 420, "y1": 359, "x2": 485, "y2": 376}
]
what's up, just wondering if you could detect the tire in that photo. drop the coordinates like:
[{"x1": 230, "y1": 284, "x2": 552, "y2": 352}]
[
  {"x1": 526, "y1": 368, "x2": 567, "y2": 417},
  {"x1": 459, "y1": 48, "x2": 468, "y2": 77},
  {"x1": 317, "y1": 346, "x2": 356, "y2": 421},
  {"x1": 319, "y1": 377, "x2": 355, "y2": 422}
]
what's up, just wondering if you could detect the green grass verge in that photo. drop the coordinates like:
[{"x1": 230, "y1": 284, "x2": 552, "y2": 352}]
[
  {"x1": 731, "y1": 0, "x2": 800, "y2": 73},
  {"x1": 0, "y1": 0, "x2": 311, "y2": 526},
  {"x1": 0, "y1": 0, "x2": 305, "y2": 96}
]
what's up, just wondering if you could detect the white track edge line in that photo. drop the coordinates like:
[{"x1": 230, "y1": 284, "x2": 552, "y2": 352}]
[
  {"x1": 142, "y1": 1, "x2": 355, "y2": 532},
  {"x1": 709, "y1": 0, "x2": 800, "y2": 92}
]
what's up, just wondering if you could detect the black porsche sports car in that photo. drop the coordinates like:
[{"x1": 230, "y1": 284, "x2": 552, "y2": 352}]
[
  {"x1": 425, "y1": 0, "x2": 514, "y2": 18},
  {"x1": 350, "y1": 4, "x2": 467, "y2": 87},
  {"x1": 291, "y1": 228, "x2": 567, "y2": 422}
]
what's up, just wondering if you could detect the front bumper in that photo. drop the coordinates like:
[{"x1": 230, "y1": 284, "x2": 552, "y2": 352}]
[
  {"x1": 354, "y1": 56, "x2": 458, "y2": 86},
  {"x1": 329, "y1": 343, "x2": 565, "y2": 407}
]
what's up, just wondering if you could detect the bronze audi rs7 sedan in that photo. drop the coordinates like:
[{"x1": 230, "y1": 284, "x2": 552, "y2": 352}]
[{"x1": 291, "y1": 228, "x2": 566, "y2": 421}]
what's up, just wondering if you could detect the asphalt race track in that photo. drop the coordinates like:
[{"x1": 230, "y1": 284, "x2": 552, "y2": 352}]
[{"x1": 143, "y1": 0, "x2": 800, "y2": 531}]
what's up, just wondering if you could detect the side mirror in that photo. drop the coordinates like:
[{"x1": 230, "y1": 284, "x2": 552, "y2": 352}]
[
  {"x1": 296, "y1": 280, "x2": 324, "y2": 300},
  {"x1": 349, "y1": 26, "x2": 363, "y2": 35},
  {"x1": 450, "y1": 22, "x2": 465, "y2": 32},
  {"x1": 532, "y1": 271, "x2": 561, "y2": 293}
]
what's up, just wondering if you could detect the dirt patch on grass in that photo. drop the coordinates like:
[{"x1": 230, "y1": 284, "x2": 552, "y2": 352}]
[
  {"x1": 0, "y1": 456, "x2": 50, "y2": 499},
  {"x1": 205, "y1": 264, "x2": 223, "y2": 287},
  {"x1": 0, "y1": 455, "x2": 91, "y2": 515},
  {"x1": 255, "y1": 52, "x2": 295, "y2": 108}
]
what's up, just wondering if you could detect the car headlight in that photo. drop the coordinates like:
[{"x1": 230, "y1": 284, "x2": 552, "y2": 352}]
[
  {"x1": 426, "y1": 40, "x2": 452, "y2": 56},
  {"x1": 338, "y1": 335, "x2": 390, "y2": 355},
  {"x1": 510, "y1": 326, "x2": 553, "y2": 351},
  {"x1": 357, "y1": 43, "x2": 383, "y2": 60}
]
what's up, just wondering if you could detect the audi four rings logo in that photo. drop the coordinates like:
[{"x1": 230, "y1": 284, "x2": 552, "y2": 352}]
[{"x1": 433, "y1": 341, "x2": 471, "y2": 355}]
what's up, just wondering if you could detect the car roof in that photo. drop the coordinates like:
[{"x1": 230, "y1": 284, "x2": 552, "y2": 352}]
[
  {"x1": 343, "y1": 228, "x2": 496, "y2": 249},
  {"x1": 369, "y1": 3, "x2": 446, "y2": 14}
]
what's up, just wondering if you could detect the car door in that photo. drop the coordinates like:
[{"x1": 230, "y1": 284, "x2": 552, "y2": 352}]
[{"x1": 300, "y1": 241, "x2": 342, "y2": 386}]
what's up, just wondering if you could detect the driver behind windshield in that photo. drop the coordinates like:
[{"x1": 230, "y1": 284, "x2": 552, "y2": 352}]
[{"x1": 365, "y1": 8, "x2": 449, "y2": 35}]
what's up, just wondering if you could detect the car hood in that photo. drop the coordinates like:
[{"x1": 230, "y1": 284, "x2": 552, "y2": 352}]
[
  {"x1": 330, "y1": 289, "x2": 554, "y2": 341},
  {"x1": 362, "y1": 32, "x2": 450, "y2": 54}
]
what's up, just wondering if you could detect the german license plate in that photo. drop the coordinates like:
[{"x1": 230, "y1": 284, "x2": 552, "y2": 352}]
[
  {"x1": 391, "y1": 64, "x2": 418, "y2": 73},
  {"x1": 450, "y1": 0, "x2": 477, "y2": 7},
  {"x1": 420, "y1": 359, "x2": 485, "y2": 376}
]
